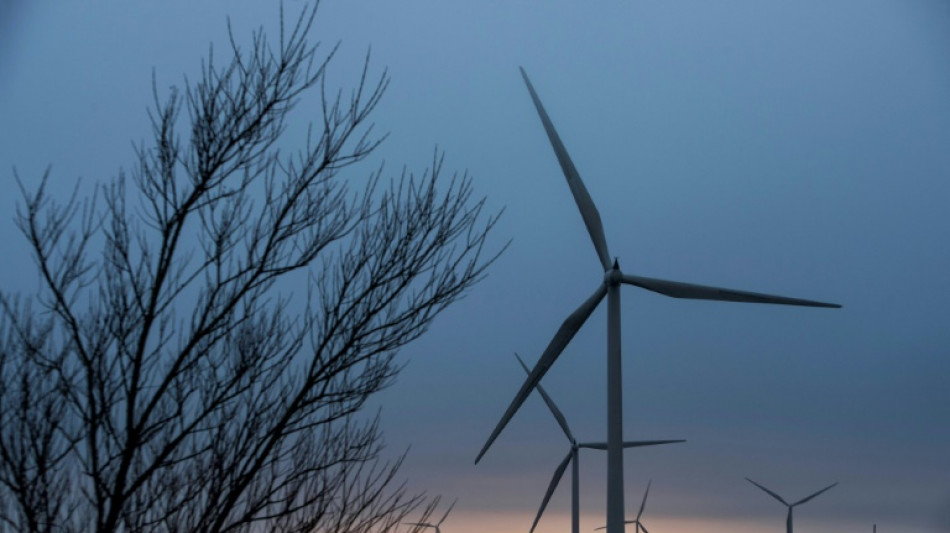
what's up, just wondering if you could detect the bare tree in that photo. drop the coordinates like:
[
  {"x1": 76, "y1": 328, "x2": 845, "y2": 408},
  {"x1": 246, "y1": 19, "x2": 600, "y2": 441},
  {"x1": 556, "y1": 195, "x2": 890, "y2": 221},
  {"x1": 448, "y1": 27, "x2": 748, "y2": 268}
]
[{"x1": 0, "y1": 4, "x2": 500, "y2": 533}]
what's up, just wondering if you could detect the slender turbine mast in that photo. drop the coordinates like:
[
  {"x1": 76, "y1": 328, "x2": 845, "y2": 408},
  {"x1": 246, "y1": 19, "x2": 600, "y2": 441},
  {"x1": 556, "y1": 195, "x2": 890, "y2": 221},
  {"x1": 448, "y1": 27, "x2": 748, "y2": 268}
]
[
  {"x1": 474, "y1": 67, "x2": 841, "y2": 533},
  {"x1": 403, "y1": 498, "x2": 457, "y2": 533},
  {"x1": 515, "y1": 353, "x2": 684, "y2": 533},
  {"x1": 746, "y1": 478, "x2": 838, "y2": 533},
  {"x1": 595, "y1": 480, "x2": 654, "y2": 533}
]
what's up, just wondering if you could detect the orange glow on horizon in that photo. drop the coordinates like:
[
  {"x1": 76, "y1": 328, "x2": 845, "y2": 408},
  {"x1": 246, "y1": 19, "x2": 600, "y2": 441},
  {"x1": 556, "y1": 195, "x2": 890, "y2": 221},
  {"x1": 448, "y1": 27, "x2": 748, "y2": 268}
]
[
  {"x1": 442, "y1": 510, "x2": 777, "y2": 533},
  {"x1": 439, "y1": 510, "x2": 927, "y2": 533}
]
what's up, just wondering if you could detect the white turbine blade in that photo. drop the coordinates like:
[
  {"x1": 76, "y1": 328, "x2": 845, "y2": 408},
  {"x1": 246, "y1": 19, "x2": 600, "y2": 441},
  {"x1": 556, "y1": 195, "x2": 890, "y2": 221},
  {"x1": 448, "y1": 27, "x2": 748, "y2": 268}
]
[
  {"x1": 515, "y1": 352, "x2": 575, "y2": 443},
  {"x1": 577, "y1": 439, "x2": 685, "y2": 450},
  {"x1": 530, "y1": 451, "x2": 573, "y2": 533},
  {"x1": 520, "y1": 66, "x2": 611, "y2": 271},
  {"x1": 639, "y1": 521, "x2": 651, "y2": 533},
  {"x1": 438, "y1": 498, "x2": 457, "y2": 526},
  {"x1": 476, "y1": 284, "x2": 607, "y2": 463},
  {"x1": 791, "y1": 482, "x2": 838, "y2": 506},
  {"x1": 746, "y1": 477, "x2": 790, "y2": 506},
  {"x1": 622, "y1": 274, "x2": 841, "y2": 308},
  {"x1": 637, "y1": 480, "x2": 651, "y2": 521}
]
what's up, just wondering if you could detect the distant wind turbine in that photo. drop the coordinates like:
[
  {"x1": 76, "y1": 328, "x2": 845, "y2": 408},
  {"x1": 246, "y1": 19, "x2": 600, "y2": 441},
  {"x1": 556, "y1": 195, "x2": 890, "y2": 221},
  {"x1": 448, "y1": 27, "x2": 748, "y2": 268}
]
[
  {"x1": 746, "y1": 478, "x2": 838, "y2": 533},
  {"x1": 404, "y1": 498, "x2": 457, "y2": 533},
  {"x1": 475, "y1": 67, "x2": 841, "y2": 533},
  {"x1": 514, "y1": 353, "x2": 684, "y2": 533},
  {"x1": 595, "y1": 480, "x2": 654, "y2": 533}
]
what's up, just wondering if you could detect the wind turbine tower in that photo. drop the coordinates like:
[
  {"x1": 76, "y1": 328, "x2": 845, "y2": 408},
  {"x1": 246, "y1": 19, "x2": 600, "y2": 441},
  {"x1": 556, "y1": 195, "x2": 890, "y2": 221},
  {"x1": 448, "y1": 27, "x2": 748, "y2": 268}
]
[
  {"x1": 514, "y1": 353, "x2": 684, "y2": 533},
  {"x1": 746, "y1": 478, "x2": 838, "y2": 533},
  {"x1": 475, "y1": 68, "x2": 841, "y2": 533},
  {"x1": 595, "y1": 480, "x2": 655, "y2": 533}
]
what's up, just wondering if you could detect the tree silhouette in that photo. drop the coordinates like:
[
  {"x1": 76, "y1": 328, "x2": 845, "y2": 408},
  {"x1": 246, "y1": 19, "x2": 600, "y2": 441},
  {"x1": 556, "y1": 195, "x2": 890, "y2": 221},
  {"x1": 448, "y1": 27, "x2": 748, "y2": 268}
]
[{"x1": 0, "y1": 4, "x2": 500, "y2": 532}]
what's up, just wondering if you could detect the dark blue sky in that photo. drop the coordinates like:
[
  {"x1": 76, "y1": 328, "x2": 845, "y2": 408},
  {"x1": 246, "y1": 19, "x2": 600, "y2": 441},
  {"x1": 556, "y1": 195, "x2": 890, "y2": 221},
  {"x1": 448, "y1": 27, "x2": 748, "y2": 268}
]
[{"x1": 2, "y1": 2, "x2": 948, "y2": 532}]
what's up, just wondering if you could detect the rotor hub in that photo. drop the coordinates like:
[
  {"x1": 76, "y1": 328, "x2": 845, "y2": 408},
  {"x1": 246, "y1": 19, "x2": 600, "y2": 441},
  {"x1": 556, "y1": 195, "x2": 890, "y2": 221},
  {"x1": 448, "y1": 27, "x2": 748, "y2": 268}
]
[{"x1": 605, "y1": 259, "x2": 622, "y2": 286}]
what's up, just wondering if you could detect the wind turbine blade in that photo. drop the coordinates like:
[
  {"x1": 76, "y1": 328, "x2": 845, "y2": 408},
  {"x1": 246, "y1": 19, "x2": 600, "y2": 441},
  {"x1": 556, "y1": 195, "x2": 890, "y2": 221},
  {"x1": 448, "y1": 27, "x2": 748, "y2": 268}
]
[
  {"x1": 640, "y1": 522, "x2": 651, "y2": 533},
  {"x1": 403, "y1": 523, "x2": 433, "y2": 528},
  {"x1": 622, "y1": 274, "x2": 841, "y2": 308},
  {"x1": 637, "y1": 480, "x2": 651, "y2": 520},
  {"x1": 577, "y1": 439, "x2": 685, "y2": 450},
  {"x1": 515, "y1": 353, "x2": 574, "y2": 443},
  {"x1": 438, "y1": 498, "x2": 457, "y2": 526},
  {"x1": 529, "y1": 451, "x2": 573, "y2": 533},
  {"x1": 746, "y1": 477, "x2": 790, "y2": 506},
  {"x1": 475, "y1": 284, "x2": 607, "y2": 463},
  {"x1": 626, "y1": 439, "x2": 685, "y2": 448},
  {"x1": 520, "y1": 67, "x2": 611, "y2": 271},
  {"x1": 792, "y1": 482, "x2": 838, "y2": 506}
]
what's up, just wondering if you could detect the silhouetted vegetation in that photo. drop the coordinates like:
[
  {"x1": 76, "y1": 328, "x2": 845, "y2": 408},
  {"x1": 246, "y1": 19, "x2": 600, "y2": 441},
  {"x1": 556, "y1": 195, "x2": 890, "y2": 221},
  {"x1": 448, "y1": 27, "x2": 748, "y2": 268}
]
[{"x1": 0, "y1": 4, "x2": 499, "y2": 532}]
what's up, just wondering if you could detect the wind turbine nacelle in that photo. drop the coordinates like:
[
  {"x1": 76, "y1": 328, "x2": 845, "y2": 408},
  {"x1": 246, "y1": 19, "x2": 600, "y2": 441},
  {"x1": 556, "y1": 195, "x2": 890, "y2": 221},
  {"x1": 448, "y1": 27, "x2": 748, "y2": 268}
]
[{"x1": 605, "y1": 265, "x2": 622, "y2": 286}]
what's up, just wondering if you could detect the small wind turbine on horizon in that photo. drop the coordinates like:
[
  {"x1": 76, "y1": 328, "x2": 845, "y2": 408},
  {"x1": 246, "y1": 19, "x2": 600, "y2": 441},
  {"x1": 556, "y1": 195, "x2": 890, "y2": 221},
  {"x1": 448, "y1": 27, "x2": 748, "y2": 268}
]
[
  {"x1": 595, "y1": 480, "x2": 655, "y2": 533},
  {"x1": 746, "y1": 478, "x2": 838, "y2": 533},
  {"x1": 514, "y1": 353, "x2": 684, "y2": 533},
  {"x1": 404, "y1": 498, "x2": 457, "y2": 533},
  {"x1": 475, "y1": 66, "x2": 841, "y2": 533}
]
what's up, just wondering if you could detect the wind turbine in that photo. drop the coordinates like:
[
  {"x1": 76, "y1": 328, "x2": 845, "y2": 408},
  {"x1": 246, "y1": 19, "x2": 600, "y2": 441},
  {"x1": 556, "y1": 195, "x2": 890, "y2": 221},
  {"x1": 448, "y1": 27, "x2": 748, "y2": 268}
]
[
  {"x1": 475, "y1": 67, "x2": 841, "y2": 533},
  {"x1": 514, "y1": 353, "x2": 684, "y2": 533},
  {"x1": 595, "y1": 480, "x2": 654, "y2": 533},
  {"x1": 746, "y1": 478, "x2": 838, "y2": 533},
  {"x1": 404, "y1": 498, "x2": 457, "y2": 533}
]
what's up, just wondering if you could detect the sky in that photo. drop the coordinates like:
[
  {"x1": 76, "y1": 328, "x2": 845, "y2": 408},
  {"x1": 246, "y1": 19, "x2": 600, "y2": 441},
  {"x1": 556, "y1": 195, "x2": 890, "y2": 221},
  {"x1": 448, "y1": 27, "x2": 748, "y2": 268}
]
[{"x1": 1, "y1": 1, "x2": 949, "y2": 533}]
